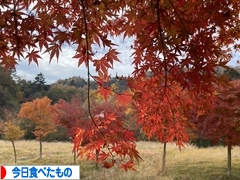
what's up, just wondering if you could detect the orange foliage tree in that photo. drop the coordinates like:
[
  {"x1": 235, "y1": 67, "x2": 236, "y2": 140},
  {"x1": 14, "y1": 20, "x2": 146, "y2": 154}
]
[
  {"x1": 193, "y1": 80, "x2": 240, "y2": 176},
  {"x1": 18, "y1": 96, "x2": 56, "y2": 159},
  {"x1": 1, "y1": 0, "x2": 240, "y2": 170}
]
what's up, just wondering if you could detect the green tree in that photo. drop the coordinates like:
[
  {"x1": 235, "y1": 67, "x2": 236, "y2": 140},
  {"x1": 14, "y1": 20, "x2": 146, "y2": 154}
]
[
  {"x1": 223, "y1": 67, "x2": 240, "y2": 81},
  {"x1": 31, "y1": 73, "x2": 50, "y2": 98},
  {"x1": 18, "y1": 118, "x2": 35, "y2": 140},
  {"x1": 46, "y1": 84, "x2": 78, "y2": 103},
  {"x1": 33, "y1": 73, "x2": 48, "y2": 91},
  {"x1": 0, "y1": 66, "x2": 22, "y2": 118},
  {"x1": 17, "y1": 73, "x2": 50, "y2": 101}
]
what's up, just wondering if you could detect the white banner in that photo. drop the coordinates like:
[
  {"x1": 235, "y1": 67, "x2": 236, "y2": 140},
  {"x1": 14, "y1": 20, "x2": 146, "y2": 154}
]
[{"x1": 0, "y1": 166, "x2": 80, "y2": 180}]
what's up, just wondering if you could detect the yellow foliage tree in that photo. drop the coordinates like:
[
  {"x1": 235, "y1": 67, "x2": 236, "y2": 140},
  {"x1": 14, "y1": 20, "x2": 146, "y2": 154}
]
[
  {"x1": 18, "y1": 96, "x2": 56, "y2": 159},
  {"x1": 3, "y1": 121, "x2": 25, "y2": 163}
]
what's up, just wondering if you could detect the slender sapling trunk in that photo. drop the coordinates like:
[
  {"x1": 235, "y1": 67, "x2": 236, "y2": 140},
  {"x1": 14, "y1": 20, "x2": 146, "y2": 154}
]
[
  {"x1": 162, "y1": 142, "x2": 167, "y2": 172},
  {"x1": 74, "y1": 149, "x2": 76, "y2": 164},
  {"x1": 96, "y1": 149, "x2": 99, "y2": 169},
  {"x1": 227, "y1": 144, "x2": 232, "y2": 176},
  {"x1": 11, "y1": 140, "x2": 17, "y2": 163},
  {"x1": 39, "y1": 136, "x2": 42, "y2": 159}
]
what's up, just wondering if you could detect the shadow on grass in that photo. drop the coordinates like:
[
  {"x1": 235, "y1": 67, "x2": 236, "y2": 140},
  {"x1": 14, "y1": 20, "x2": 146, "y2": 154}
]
[{"x1": 161, "y1": 163, "x2": 240, "y2": 180}]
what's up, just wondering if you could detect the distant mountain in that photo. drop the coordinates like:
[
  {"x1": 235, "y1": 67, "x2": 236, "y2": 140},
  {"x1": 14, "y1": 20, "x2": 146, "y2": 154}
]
[
  {"x1": 54, "y1": 76, "x2": 128, "y2": 92},
  {"x1": 55, "y1": 76, "x2": 88, "y2": 88}
]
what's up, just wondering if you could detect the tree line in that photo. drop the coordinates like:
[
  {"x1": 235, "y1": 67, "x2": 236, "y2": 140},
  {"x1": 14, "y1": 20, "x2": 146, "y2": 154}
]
[
  {"x1": 1, "y1": 66, "x2": 240, "y2": 142},
  {"x1": 1, "y1": 66, "x2": 240, "y2": 174},
  {"x1": 0, "y1": 67, "x2": 131, "y2": 141}
]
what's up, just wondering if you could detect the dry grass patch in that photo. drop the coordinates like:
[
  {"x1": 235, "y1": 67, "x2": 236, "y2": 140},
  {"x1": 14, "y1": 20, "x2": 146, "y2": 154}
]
[
  {"x1": 1, "y1": 140, "x2": 240, "y2": 179},
  {"x1": 0, "y1": 140, "x2": 74, "y2": 165}
]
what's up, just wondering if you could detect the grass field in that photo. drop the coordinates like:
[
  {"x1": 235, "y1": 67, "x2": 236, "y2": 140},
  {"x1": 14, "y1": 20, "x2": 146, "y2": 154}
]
[{"x1": 0, "y1": 140, "x2": 240, "y2": 180}]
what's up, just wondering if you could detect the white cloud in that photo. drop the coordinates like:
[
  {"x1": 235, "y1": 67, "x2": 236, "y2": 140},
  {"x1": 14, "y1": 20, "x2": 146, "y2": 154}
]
[
  {"x1": 15, "y1": 36, "x2": 239, "y2": 84},
  {"x1": 15, "y1": 46, "x2": 87, "y2": 84},
  {"x1": 15, "y1": 37, "x2": 135, "y2": 84}
]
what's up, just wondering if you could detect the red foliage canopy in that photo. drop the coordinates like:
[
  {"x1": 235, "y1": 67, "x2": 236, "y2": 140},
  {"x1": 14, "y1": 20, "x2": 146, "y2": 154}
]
[
  {"x1": 52, "y1": 97, "x2": 140, "y2": 170},
  {"x1": 193, "y1": 80, "x2": 240, "y2": 148}
]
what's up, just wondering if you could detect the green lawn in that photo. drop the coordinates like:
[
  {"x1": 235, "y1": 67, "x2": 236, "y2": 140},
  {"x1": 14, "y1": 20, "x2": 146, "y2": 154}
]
[{"x1": 0, "y1": 140, "x2": 240, "y2": 180}]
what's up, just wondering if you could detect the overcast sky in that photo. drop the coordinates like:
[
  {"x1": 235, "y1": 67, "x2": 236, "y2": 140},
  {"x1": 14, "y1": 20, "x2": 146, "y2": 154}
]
[
  {"x1": 15, "y1": 37, "x2": 240, "y2": 85},
  {"x1": 15, "y1": 36, "x2": 135, "y2": 84}
]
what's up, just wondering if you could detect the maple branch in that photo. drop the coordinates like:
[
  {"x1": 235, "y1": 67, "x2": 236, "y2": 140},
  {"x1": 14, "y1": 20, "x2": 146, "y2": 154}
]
[
  {"x1": 155, "y1": 1, "x2": 167, "y2": 90},
  {"x1": 79, "y1": 0, "x2": 115, "y2": 161},
  {"x1": 155, "y1": 4, "x2": 164, "y2": 49},
  {"x1": 79, "y1": 0, "x2": 98, "y2": 132},
  {"x1": 13, "y1": 3, "x2": 20, "y2": 53},
  {"x1": 168, "y1": 87, "x2": 186, "y2": 102},
  {"x1": 167, "y1": 0, "x2": 190, "y2": 35},
  {"x1": 79, "y1": 0, "x2": 102, "y2": 136},
  {"x1": 165, "y1": 93, "x2": 178, "y2": 140},
  {"x1": 146, "y1": 0, "x2": 168, "y2": 116}
]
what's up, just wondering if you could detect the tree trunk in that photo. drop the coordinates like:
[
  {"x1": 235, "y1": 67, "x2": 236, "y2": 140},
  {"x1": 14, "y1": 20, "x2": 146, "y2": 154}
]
[
  {"x1": 73, "y1": 149, "x2": 76, "y2": 164},
  {"x1": 95, "y1": 149, "x2": 99, "y2": 169},
  {"x1": 162, "y1": 142, "x2": 167, "y2": 172},
  {"x1": 227, "y1": 145, "x2": 232, "y2": 176},
  {"x1": 39, "y1": 136, "x2": 42, "y2": 159},
  {"x1": 11, "y1": 140, "x2": 17, "y2": 163}
]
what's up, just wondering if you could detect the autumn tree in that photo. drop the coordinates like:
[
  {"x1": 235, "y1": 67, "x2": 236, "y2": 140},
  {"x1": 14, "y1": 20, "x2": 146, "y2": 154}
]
[
  {"x1": 193, "y1": 80, "x2": 240, "y2": 176},
  {"x1": 2, "y1": 121, "x2": 25, "y2": 163},
  {"x1": 51, "y1": 97, "x2": 87, "y2": 164},
  {"x1": 80, "y1": 96, "x2": 137, "y2": 169},
  {"x1": 0, "y1": 110, "x2": 25, "y2": 163},
  {"x1": 1, "y1": 0, "x2": 240, "y2": 170},
  {"x1": 134, "y1": 81, "x2": 197, "y2": 172},
  {"x1": 18, "y1": 96, "x2": 56, "y2": 159},
  {"x1": 52, "y1": 95, "x2": 140, "y2": 169}
]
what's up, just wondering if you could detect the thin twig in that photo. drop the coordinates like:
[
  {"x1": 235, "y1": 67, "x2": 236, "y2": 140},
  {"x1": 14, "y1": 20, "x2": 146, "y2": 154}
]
[
  {"x1": 79, "y1": 0, "x2": 102, "y2": 135},
  {"x1": 156, "y1": 0, "x2": 167, "y2": 93},
  {"x1": 147, "y1": 0, "x2": 168, "y2": 116},
  {"x1": 167, "y1": 0, "x2": 190, "y2": 34},
  {"x1": 79, "y1": 0, "x2": 115, "y2": 160}
]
